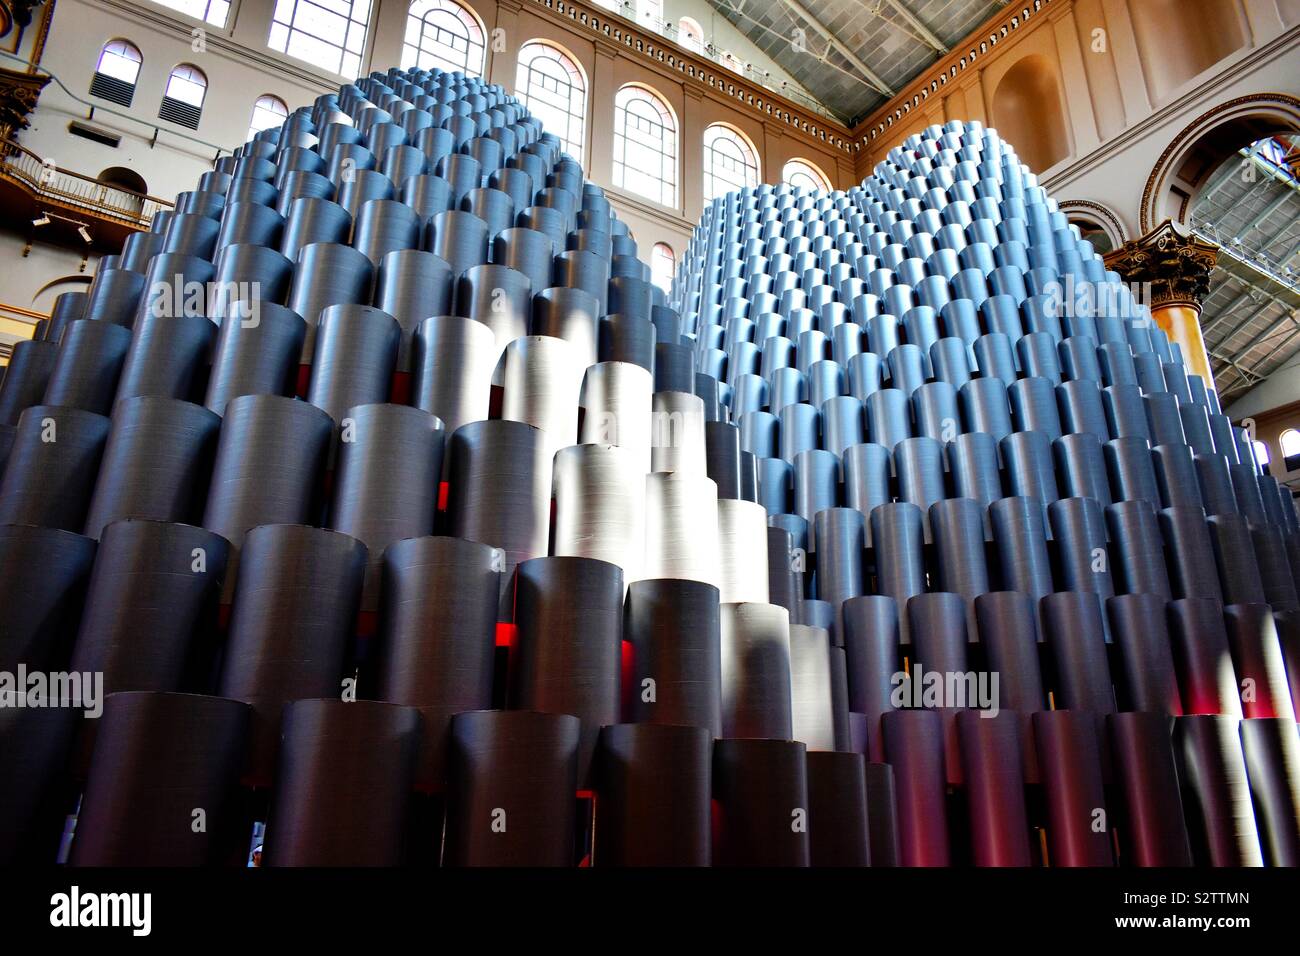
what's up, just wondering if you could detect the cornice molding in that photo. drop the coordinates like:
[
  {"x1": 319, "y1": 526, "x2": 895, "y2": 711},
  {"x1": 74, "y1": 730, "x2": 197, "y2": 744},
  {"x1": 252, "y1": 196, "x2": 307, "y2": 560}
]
[
  {"x1": 849, "y1": 0, "x2": 1060, "y2": 148},
  {"x1": 522, "y1": 0, "x2": 855, "y2": 155}
]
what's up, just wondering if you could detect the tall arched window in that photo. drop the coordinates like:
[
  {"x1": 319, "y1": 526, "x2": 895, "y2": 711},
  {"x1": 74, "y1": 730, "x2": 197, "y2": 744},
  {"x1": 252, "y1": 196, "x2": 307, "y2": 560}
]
[
  {"x1": 703, "y1": 124, "x2": 759, "y2": 201},
  {"x1": 89, "y1": 39, "x2": 142, "y2": 107},
  {"x1": 515, "y1": 41, "x2": 587, "y2": 161},
  {"x1": 678, "y1": 17, "x2": 703, "y2": 53},
  {"x1": 1281, "y1": 428, "x2": 1300, "y2": 469},
  {"x1": 651, "y1": 242, "x2": 675, "y2": 293},
  {"x1": 613, "y1": 84, "x2": 677, "y2": 207},
  {"x1": 783, "y1": 158, "x2": 831, "y2": 193},
  {"x1": 268, "y1": 0, "x2": 374, "y2": 79},
  {"x1": 159, "y1": 64, "x2": 207, "y2": 130},
  {"x1": 1252, "y1": 440, "x2": 1272, "y2": 470},
  {"x1": 149, "y1": 0, "x2": 231, "y2": 27},
  {"x1": 401, "y1": 0, "x2": 486, "y2": 77},
  {"x1": 247, "y1": 95, "x2": 289, "y2": 141}
]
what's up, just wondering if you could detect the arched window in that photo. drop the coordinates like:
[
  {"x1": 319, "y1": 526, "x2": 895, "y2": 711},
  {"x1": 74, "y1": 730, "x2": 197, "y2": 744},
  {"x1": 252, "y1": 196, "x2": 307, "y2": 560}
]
[
  {"x1": 401, "y1": 0, "x2": 486, "y2": 77},
  {"x1": 89, "y1": 39, "x2": 142, "y2": 107},
  {"x1": 247, "y1": 95, "x2": 289, "y2": 141},
  {"x1": 1281, "y1": 429, "x2": 1300, "y2": 469},
  {"x1": 159, "y1": 64, "x2": 207, "y2": 130},
  {"x1": 678, "y1": 18, "x2": 703, "y2": 53},
  {"x1": 613, "y1": 84, "x2": 677, "y2": 207},
  {"x1": 651, "y1": 242, "x2": 675, "y2": 293},
  {"x1": 703, "y1": 124, "x2": 759, "y2": 201},
  {"x1": 515, "y1": 41, "x2": 587, "y2": 162},
  {"x1": 783, "y1": 158, "x2": 831, "y2": 193},
  {"x1": 268, "y1": 0, "x2": 374, "y2": 79},
  {"x1": 149, "y1": 0, "x2": 230, "y2": 27},
  {"x1": 1252, "y1": 440, "x2": 1271, "y2": 470}
]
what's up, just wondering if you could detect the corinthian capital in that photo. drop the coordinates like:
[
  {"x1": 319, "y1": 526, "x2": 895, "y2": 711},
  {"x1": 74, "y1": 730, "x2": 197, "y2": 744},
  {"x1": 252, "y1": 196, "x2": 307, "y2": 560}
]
[{"x1": 1103, "y1": 219, "x2": 1219, "y2": 309}]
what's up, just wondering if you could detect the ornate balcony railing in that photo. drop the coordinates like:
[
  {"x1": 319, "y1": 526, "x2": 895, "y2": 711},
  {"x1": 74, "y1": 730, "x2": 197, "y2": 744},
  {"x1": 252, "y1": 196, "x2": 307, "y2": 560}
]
[
  {"x1": 526, "y1": 0, "x2": 853, "y2": 152},
  {"x1": 589, "y1": 0, "x2": 838, "y2": 120},
  {"x1": 0, "y1": 138, "x2": 173, "y2": 229}
]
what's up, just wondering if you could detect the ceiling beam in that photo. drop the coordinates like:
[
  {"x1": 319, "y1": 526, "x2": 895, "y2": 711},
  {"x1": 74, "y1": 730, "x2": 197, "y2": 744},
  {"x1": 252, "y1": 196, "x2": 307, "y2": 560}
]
[
  {"x1": 879, "y1": 0, "x2": 948, "y2": 53},
  {"x1": 776, "y1": 0, "x2": 896, "y2": 96},
  {"x1": 1206, "y1": 345, "x2": 1258, "y2": 382},
  {"x1": 1238, "y1": 333, "x2": 1298, "y2": 384},
  {"x1": 1197, "y1": 142, "x2": 1266, "y2": 208},
  {"x1": 1216, "y1": 301, "x2": 1278, "y2": 354},
  {"x1": 1198, "y1": 165, "x2": 1241, "y2": 207},
  {"x1": 1241, "y1": 188, "x2": 1293, "y2": 238},
  {"x1": 711, "y1": 1, "x2": 881, "y2": 106},
  {"x1": 1203, "y1": 253, "x2": 1300, "y2": 312},
  {"x1": 1202, "y1": 286, "x2": 1261, "y2": 337},
  {"x1": 1257, "y1": 335, "x2": 1300, "y2": 371},
  {"x1": 1281, "y1": 232, "x2": 1300, "y2": 267},
  {"x1": 1209, "y1": 349, "x2": 1262, "y2": 389},
  {"x1": 1227, "y1": 307, "x2": 1297, "y2": 363},
  {"x1": 1242, "y1": 309, "x2": 1300, "y2": 371}
]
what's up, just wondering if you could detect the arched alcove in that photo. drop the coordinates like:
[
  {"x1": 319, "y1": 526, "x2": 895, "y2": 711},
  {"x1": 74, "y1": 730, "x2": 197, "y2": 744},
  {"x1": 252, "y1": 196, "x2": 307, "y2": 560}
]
[
  {"x1": 991, "y1": 55, "x2": 1071, "y2": 174},
  {"x1": 1058, "y1": 200, "x2": 1127, "y2": 254},
  {"x1": 31, "y1": 274, "x2": 92, "y2": 312},
  {"x1": 1130, "y1": 0, "x2": 1248, "y2": 105},
  {"x1": 1140, "y1": 94, "x2": 1300, "y2": 231},
  {"x1": 96, "y1": 166, "x2": 147, "y2": 216},
  {"x1": 97, "y1": 166, "x2": 147, "y2": 194}
]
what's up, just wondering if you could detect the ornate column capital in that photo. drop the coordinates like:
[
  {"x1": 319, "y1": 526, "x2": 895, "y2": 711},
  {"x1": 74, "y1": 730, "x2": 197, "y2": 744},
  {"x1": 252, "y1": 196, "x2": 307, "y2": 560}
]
[
  {"x1": 1103, "y1": 219, "x2": 1219, "y2": 309},
  {"x1": 0, "y1": 64, "x2": 50, "y2": 141}
]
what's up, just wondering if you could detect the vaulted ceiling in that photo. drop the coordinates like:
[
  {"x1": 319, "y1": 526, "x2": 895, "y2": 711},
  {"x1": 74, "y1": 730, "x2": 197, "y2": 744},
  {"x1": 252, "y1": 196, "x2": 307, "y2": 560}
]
[{"x1": 701, "y1": 0, "x2": 1005, "y2": 125}]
